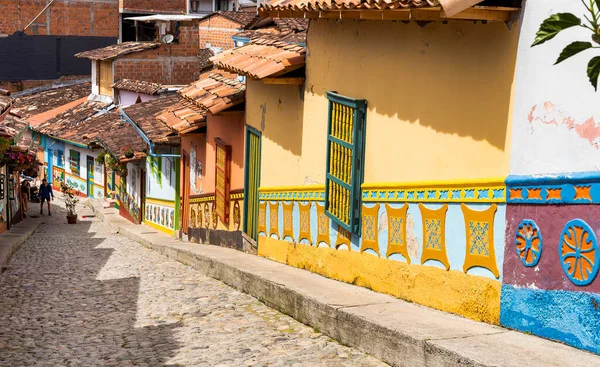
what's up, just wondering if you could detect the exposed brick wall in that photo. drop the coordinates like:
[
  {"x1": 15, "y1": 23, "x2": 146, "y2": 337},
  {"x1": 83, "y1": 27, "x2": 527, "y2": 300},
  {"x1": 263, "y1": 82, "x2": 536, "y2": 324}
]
[
  {"x1": 114, "y1": 21, "x2": 201, "y2": 85},
  {"x1": 198, "y1": 14, "x2": 242, "y2": 50},
  {"x1": 0, "y1": 0, "x2": 119, "y2": 37},
  {"x1": 120, "y1": 0, "x2": 186, "y2": 14}
]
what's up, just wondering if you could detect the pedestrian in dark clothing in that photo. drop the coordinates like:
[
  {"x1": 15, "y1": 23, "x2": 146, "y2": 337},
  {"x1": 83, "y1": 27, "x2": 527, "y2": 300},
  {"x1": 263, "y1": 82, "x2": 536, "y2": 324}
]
[
  {"x1": 21, "y1": 181, "x2": 30, "y2": 215},
  {"x1": 38, "y1": 179, "x2": 54, "y2": 215}
]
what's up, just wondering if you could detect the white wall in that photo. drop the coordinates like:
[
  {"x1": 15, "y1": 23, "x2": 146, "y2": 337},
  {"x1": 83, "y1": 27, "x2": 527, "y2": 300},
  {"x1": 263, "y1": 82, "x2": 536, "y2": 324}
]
[
  {"x1": 510, "y1": 0, "x2": 600, "y2": 175},
  {"x1": 119, "y1": 90, "x2": 159, "y2": 107},
  {"x1": 126, "y1": 162, "x2": 142, "y2": 206},
  {"x1": 146, "y1": 156, "x2": 177, "y2": 202},
  {"x1": 91, "y1": 61, "x2": 99, "y2": 96}
]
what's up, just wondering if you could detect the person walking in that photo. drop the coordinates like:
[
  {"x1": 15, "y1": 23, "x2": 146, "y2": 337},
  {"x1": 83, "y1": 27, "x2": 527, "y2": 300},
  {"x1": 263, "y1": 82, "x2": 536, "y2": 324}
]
[
  {"x1": 20, "y1": 181, "x2": 30, "y2": 216},
  {"x1": 38, "y1": 179, "x2": 54, "y2": 216}
]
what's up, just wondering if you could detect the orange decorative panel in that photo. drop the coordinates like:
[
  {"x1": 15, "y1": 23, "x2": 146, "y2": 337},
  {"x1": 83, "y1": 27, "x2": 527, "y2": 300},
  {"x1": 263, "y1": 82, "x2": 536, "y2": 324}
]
[
  {"x1": 282, "y1": 202, "x2": 294, "y2": 241},
  {"x1": 360, "y1": 204, "x2": 380, "y2": 256},
  {"x1": 385, "y1": 203, "x2": 410, "y2": 263},
  {"x1": 461, "y1": 204, "x2": 500, "y2": 279},
  {"x1": 527, "y1": 188, "x2": 542, "y2": 200},
  {"x1": 316, "y1": 203, "x2": 330, "y2": 246},
  {"x1": 214, "y1": 138, "x2": 232, "y2": 224},
  {"x1": 258, "y1": 201, "x2": 267, "y2": 235},
  {"x1": 574, "y1": 185, "x2": 592, "y2": 201},
  {"x1": 546, "y1": 188, "x2": 562, "y2": 200},
  {"x1": 335, "y1": 226, "x2": 352, "y2": 250},
  {"x1": 269, "y1": 202, "x2": 280, "y2": 239},
  {"x1": 298, "y1": 203, "x2": 312, "y2": 245},
  {"x1": 509, "y1": 188, "x2": 523, "y2": 200},
  {"x1": 419, "y1": 204, "x2": 450, "y2": 270}
]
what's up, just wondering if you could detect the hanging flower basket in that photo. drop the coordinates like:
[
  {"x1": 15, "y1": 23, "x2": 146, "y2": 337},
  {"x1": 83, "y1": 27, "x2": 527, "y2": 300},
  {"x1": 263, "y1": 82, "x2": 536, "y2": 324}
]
[{"x1": 122, "y1": 146, "x2": 134, "y2": 159}]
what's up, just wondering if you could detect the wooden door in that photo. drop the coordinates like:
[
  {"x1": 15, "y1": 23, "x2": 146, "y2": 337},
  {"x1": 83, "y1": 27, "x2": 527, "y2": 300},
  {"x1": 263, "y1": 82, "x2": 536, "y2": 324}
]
[
  {"x1": 243, "y1": 127, "x2": 261, "y2": 240},
  {"x1": 87, "y1": 156, "x2": 94, "y2": 197},
  {"x1": 98, "y1": 60, "x2": 113, "y2": 97}
]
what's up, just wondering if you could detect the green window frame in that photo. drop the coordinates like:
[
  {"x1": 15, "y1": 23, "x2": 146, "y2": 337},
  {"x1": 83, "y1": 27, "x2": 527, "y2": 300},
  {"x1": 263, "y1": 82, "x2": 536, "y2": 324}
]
[
  {"x1": 325, "y1": 91, "x2": 367, "y2": 235},
  {"x1": 69, "y1": 149, "x2": 80, "y2": 176},
  {"x1": 56, "y1": 149, "x2": 64, "y2": 168}
]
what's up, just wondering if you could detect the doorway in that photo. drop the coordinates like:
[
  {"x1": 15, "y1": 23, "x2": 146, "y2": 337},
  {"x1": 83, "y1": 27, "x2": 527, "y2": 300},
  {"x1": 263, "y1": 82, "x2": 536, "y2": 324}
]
[
  {"x1": 87, "y1": 156, "x2": 95, "y2": 197},
  {"x1": 243, "y1": 126, "x2": 261, "y2": 241}
]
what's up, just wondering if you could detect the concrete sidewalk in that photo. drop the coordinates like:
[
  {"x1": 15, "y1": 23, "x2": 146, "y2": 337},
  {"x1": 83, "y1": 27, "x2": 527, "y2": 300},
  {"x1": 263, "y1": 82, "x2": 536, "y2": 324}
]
[
  {"x1": 88, "y1": 201, "x2": 600, "y2": 367},
  {"x1": 0, "y1": 216, "x2": 41, "y2": 274}
]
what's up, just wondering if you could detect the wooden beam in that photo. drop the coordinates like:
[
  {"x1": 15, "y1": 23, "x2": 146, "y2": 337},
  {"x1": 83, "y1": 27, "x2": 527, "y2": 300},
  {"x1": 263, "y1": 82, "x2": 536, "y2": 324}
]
[
  {"x1": 260, "y1": 6, "x2": 520, "y2": 22},
  {"x1": 262, "y1": 77, "x2": 306, "y2": 85}
]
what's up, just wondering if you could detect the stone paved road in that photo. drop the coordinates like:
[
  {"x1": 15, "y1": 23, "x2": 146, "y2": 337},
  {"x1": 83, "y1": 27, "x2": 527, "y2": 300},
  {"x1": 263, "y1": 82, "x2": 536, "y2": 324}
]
[{"x1": 0, "y1": 202, "x2": 387, "y2": 367}]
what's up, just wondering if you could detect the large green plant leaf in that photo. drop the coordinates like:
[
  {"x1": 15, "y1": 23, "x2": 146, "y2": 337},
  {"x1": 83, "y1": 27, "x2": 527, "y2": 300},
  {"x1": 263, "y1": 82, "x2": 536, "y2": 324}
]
[
  {"x1": 555, "y1": 42, "x2": 593, "y2": 64},
  {"x1": 532, "y1": 13, "x2": 582, "y2": 46},
  {"x1": 588, "y1": 56, "x2": 600, "y2": 90}
]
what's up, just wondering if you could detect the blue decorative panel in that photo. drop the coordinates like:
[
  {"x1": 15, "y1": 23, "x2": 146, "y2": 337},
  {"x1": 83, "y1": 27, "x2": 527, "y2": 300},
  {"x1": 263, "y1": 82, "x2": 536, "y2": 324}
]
[
  {"x1": 559, "y1": 219, "x2": 599, "y2": 286},
  {"x1": 515, "y1": 219, "x2": 542, "y2": 267}
]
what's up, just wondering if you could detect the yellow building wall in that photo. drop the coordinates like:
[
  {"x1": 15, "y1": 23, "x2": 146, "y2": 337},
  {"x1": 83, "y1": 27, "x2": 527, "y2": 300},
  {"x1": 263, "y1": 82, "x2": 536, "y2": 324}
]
[{"x1": 246, "y1": 19, "x2": 518, "y2": 186}]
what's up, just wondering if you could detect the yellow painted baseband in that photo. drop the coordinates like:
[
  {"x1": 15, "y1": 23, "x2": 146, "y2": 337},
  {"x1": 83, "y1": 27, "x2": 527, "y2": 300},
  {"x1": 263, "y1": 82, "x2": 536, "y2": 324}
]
[
  {"x1": 258, "y1": 236, "x2": 500, "y2": 325},
  {"x1": 144, "y1": 220, "x2": 175, "y2": 236},
  {"x1": 145, "y1": 197, "x2": 176, "y2": 206}
]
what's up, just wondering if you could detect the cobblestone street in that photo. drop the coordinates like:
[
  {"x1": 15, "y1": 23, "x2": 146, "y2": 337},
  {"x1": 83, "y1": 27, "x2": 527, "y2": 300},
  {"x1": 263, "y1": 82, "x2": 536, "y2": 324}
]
[{"x1": 0, "y1": 203, "x2": 386, "y2": 367}]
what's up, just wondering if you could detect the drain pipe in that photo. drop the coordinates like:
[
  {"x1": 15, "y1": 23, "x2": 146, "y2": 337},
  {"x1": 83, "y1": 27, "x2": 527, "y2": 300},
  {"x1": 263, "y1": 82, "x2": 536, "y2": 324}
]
[
  {"x1": 119, "y1": 108, "x2": 180, "y2": 158},
  {"x1": 23, "y1": 0, "x2": 56, "y2": 32}
]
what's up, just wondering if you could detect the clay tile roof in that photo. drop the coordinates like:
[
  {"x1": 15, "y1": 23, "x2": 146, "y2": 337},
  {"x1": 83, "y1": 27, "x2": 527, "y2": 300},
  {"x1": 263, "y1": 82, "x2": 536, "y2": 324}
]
[
  {"x1": 10, "y1": 82, "x2": 91, "y2": 119},
  {"x1": 216, "y1": 10, "x2": 261, "y2": 29},
  {"x1": 89, "y1": 112, "x2": 147, "y2": 160},
  {"x1": 0, "y1": 115, "x2": 28, "y2": 138},
  {"x1": 0, "y1": 95, "x2": 13, "y2": 120},
  {"x1": 112, "y1": 79, "x2": 164, "y2": 95},
  {"x1": 35, "y1": 100, "x2": 111, "y2": 144},
  {"x1": 273, "y1": 18, "x2": 309, "y2": 33},
  {"x1": 199, "y1": 48, "x2": 215, "y2": 70},
  {"x1": 75, "y1": 42, "x2": 161, "y2": 61},
  {"x1": 210, "y1": 35, "x2": 306, "y2": 79},
  {"x1": 157, "y1": 99, "x2": 207, "y2": 134},
  {"x1": 178, "y1": 73, "x2": 246, "y2": 115},
  {"x1": 122, "y1": 95, "x2": 180, "y2": 143},
  {"x1": 260, "y1": 0, "x2": 439, "y2": 11}
]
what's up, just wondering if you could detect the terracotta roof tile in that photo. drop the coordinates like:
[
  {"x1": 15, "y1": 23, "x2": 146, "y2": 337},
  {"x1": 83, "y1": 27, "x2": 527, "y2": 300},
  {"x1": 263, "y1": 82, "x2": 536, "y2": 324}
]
[
  {"x1": 214, "y1": 11, "x2": 261, "y2": 29},
  {"x1": 10, "y1": 82, "x2": 91, "y2": 120},
  {"x1": 75, "y1": 42, "x2": 160, "y2": 61},
  {"x1": 199, "y1": 48, "x2": 215, "y2": 70},
  {"x1": 210, "y1": 35, "x2": 306, "y2": 79},
  {"x1": 260, "y1": 0, "x2": 439, "y2": 11},
  {"x1": 89, "y1": 112, "x2": 147, "y2": 160},
  {"x1": 121, "y1": 95, "x2": 180, "y2": 143},
  {"x1": 0, "y1": 95, "x2": 14, "y2": 119},
  {"x1": 0, "y1": 115, "x2": 28, "y2": 139},
  {"x1": 273, "y1": 18, "x2": 309, "y2": 33},
  {"x1": 157, "y1": 99, "x2": 207, "y2": 134},
  {"x1": 112, "y1": 79, "x2": 164, "y2": 95},
  {"x1": 35, "y1": 101, "x2": 111, "y2": 145},
  {"x1": 179, "y1": 74, "x2": 245, "y2": 115}
]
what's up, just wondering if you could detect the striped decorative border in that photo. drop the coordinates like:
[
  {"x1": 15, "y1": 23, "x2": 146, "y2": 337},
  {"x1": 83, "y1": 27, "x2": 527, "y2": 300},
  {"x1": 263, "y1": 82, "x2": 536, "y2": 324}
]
[
  {"x1": 145, "y1": 197, "x2": 176, "y2": 207},
  {"x1": 190, "y1": 194, "x2": 215, "y2": 204},
  {"x1": 362, "y1": 178, "x2": 506, "y2": 203},
  {"x1": 506, "y1": 172, "x2": 600, "y2": 204},
  {"x1": 259, "y1": 185, "x2": 325, "y2": 201}
]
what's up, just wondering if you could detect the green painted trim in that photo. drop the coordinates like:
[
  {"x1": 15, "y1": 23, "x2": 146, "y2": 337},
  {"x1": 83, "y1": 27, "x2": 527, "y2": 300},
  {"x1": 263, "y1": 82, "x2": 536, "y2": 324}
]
[
  {"x1": 243, "y1": 125, "x2": 262, "y2": 240},
  {"x1": 324, "y1": 92, "x2": 367, "y2": 235},
  {"x1": 174, "y1": 156, "x2": 181, "y2": 231}
]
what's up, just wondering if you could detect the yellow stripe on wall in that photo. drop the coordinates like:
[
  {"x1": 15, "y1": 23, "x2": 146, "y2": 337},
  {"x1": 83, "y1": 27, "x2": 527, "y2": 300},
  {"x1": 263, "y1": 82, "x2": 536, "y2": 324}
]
[{"x1": 144, "y1": 220, "x2": 175, "y2": 236}]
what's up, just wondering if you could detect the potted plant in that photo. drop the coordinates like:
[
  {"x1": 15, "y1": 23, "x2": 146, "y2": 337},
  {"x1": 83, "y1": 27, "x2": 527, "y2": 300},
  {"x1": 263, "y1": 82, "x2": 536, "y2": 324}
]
[
  {"x1": 95, "y1": 151, "x2": 107, "y2": 165},
  {"x1": 60, "y1": 181, "x2": 79, "y2": 224},
  {"x1": 122, "y1": 146, "x2": 134, "y2": 159},
  {"x1": 116, "y1": 163, "x2": 128, "y2": 177},
  {"x1": 104, "y1": 154, "x2": 118, "y2": 171}
]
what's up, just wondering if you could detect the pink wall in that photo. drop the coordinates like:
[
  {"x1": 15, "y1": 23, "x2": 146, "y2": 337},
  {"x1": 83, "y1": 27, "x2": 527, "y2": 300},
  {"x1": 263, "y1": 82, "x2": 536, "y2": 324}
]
[{"x1": 205, "y1": 111, "x2": 245, "y2": 192}]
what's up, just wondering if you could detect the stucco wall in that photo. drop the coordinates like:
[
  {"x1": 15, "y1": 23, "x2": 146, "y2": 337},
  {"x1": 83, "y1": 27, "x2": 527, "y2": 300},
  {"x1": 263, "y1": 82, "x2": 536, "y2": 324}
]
[
  {"x1": 247, "y1": 19, "x2": 518, "y2": 187},
  {"x1": 509, "y1": 0, "x2": 600, "y2": 175},
  {"x1": 146, "y1": 156, "x2": 177, "y2": 201},
  {"x1": 205, "y1": 112, "x2": 245, "y2": 192}
]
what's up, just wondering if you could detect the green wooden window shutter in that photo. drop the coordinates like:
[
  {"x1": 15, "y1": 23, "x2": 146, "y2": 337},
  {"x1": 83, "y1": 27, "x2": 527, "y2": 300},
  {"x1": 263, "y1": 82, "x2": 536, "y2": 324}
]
[
  {"x1": 69, "y1": 150, "x2": 80, "y2": 176},
  {"x1": 325, "y1": 91, "x2": 367, "y2": 235}
]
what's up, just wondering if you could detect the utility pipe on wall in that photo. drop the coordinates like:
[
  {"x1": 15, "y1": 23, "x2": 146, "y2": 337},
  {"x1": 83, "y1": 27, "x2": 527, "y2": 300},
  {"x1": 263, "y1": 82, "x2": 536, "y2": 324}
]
[
  {"x1": 119, "y1": 109, "x2": 181, "y2": 158},
  {"x1": 23, "y1": 0, "x2": 56, "y2": 32}
]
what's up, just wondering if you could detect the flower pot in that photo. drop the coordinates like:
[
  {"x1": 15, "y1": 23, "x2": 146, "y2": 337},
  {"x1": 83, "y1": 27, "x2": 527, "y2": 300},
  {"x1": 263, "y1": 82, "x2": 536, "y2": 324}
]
[
  {"x1": 66, "y1": 214, "x2": 77, "y2": 224},
  {"x1": 124, "y1": 152, "x2": 134, "y2": 159}
]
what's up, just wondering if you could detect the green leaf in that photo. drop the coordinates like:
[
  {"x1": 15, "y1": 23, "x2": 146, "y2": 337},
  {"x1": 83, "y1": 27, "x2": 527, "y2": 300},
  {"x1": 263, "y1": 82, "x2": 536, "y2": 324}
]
[
  {"x1": 532, "y1": 13, "x2": 582, "y2": 47},
  {"x1": 555, "y1": 42, "x2": 593, "y2": 64},
  {"x1": 588, "y1": 56, "x2": 600, "y2": 91}
]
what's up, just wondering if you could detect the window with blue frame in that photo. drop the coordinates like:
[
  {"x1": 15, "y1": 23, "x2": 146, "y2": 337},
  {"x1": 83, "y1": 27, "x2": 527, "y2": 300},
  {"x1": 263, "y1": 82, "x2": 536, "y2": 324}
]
[
  {"x1": 324, "y1": 92, "x2": 367, "y2": 236},
  {"x1": 69, "y1": 149, "x2": 80, "y2": 175},
  {"x1": 55, "y1": 149, "x2": 64, "y2": 168}
]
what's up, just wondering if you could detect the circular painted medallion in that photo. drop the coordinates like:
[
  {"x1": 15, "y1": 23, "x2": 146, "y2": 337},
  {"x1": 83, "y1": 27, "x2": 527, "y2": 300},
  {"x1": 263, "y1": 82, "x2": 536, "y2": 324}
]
[
  {"x1": 559, "y1": 219, "x2": 600, "y2": 286},
  {"x1": 515, "y1": 219, "x2": 542, "y2": 267}
]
